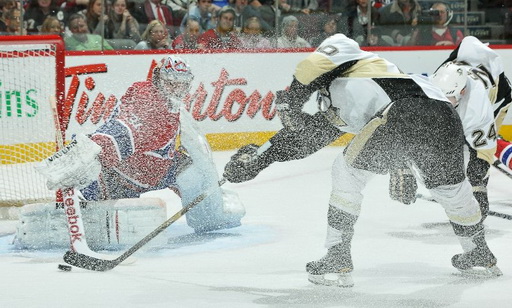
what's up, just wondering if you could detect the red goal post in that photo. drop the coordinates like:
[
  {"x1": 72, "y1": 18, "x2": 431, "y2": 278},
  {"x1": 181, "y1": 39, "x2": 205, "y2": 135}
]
[{"x1": 0, "y1": 35, "x2": 65, "y2": 207}]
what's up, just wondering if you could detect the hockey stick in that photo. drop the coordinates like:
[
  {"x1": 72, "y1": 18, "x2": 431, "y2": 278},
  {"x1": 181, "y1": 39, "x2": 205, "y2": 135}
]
[
  {"x1": 492, "y1": 160, "x2": 512, "y2": 180},
  {"x1": 63, "y1": 178, "x2": 227, "y2": 271},
  {"x1": 487, "y1": 210, "x2": 512, "y2": 220},
  {"x1": 416, "y1": 193, "x2": 512, "y2": 220}
]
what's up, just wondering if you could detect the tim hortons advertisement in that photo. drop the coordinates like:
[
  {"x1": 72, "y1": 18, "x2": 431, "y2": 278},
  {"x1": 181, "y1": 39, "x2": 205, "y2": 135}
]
[
  {"x1": 64, "y1": 52, "x2": 303, "y2": 150},
  {"x1": 64, "y1": 49, "x2": 512, "y2": 149}
]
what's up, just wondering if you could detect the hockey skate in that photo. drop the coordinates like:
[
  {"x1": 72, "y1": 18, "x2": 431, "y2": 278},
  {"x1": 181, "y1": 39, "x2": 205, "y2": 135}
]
[
  {"x1": 452, "y1": 231, "x2": 502, "y2": 278},
  {"x1": 306, "y1": 243, "x2": 354, "y2": 287}
]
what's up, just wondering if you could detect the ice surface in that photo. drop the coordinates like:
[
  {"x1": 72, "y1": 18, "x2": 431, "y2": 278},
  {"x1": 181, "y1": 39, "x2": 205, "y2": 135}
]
[{"x1": 1, "y1": 147, "x2": 512, "y2": 307}]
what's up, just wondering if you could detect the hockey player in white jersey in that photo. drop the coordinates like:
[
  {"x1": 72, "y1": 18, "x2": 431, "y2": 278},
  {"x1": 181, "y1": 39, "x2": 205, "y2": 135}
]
[
  {"x1": 223, "y1": 34, "x2": 501, "y2": 287},
  {"x1": 432, "y1": 36, "x2": 512, "y2": 221}
]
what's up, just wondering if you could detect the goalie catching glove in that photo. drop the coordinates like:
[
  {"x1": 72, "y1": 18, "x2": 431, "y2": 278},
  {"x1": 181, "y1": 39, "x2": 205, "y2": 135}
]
[
  {"x1": 223, "y1": 144, "x2": 272, "y2": 183},
  {"x1": 35, "y1": 134, "x2": 102, "y2": 190},
  {"x1": 389, "y1": 167, "x2": 418, "y2": 205}
]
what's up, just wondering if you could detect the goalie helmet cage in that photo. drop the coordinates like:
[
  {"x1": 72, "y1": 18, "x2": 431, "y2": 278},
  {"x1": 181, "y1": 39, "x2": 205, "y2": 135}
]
[{"x1": 0, "y1": 35, "x2": 65, "y2": 207}]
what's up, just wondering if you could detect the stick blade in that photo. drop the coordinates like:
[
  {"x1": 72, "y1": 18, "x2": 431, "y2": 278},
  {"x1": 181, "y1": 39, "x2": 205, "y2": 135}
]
[{"x1": 64, "y1": 251, "x2": 118, "y2": 272}]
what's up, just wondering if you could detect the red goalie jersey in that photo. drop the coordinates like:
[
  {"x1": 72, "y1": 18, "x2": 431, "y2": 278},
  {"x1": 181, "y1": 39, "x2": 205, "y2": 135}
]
[
  {"x1": 89, "y1": 81, "x2": 181, "y2": 191},
  {"x1": 496, "y1": 138, "x2": 512, "y2": 170}
]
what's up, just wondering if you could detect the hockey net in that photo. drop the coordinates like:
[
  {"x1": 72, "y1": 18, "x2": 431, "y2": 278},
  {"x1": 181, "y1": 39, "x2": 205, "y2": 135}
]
[{"x1": 0, "y1": 35, "x2": 65, "y2": 207}]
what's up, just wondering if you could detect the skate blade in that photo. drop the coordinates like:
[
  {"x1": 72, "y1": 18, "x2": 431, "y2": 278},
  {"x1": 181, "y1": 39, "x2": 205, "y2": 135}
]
[
  {"x1": 308, "y1": 273, "x2": 354, "y2": 288},
  {"x1": 455, "y1": 265, "x2": 503, "y2": 278}
]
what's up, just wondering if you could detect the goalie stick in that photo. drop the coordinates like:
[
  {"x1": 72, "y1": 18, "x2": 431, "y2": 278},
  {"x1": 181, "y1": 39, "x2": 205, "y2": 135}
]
[
  {"x1": 63, "y1": 178, "x2": 227, "y2": 271},
  {"x1": 416, "y1": 193, "x2": 512, "y2": 220}
]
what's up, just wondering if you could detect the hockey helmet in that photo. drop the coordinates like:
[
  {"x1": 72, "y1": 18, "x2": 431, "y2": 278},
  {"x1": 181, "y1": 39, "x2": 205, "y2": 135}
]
[
  {"x1": 155, "y1": 55, "x2": 194, "y2": 100},
  {"x1": 158, "y1": 55, "x2": 194, "y2": 84},
  {"x1": 432, "y1": 61, "x2": 468, "y2": 104}
]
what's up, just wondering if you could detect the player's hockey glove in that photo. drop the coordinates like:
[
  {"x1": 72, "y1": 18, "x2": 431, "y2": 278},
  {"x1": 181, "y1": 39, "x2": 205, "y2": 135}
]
[
  {"x1": 35, "y1": 134, "x2": 102, "y2": 190},
  {"x1": 223, "y1": 144, "x2": 271, "y2": 183},
  {"x1": 389, "y1": 167, "x2": 418, "y2": 205},
  {"x1": 275, "y1": 90, "x2": 309, "y2": 131}
]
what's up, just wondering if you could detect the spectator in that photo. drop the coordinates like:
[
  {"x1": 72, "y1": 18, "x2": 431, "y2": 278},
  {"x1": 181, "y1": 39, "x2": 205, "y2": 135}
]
[
  {"x1": 416, "y1": 2, "x2": 463, "y2": 46},
  {"x1": 172, "y1": 16, "x2": 201, "y2": 49},
  {"x1": 83, "y1": 0, "x2": 111, "y2": 37},
  {"x1": 180, "y1": 0, "x2": 216, "y2": 33},
  {"x1": 132, "y1": 0, "x2": 178, "y2": 38},
  {"x1": 227, "y1": 0, "x2": 247, "y2": 29},
  {"x1": 0, "y1": 7, "x2": 26, "y2": 35},
  {"x1": 360, "y1": 25, "x2": 394, "y2": 46},
  {"x1": 0, "y1": 0, "x2": 17, "y2": 32},
  {"x1": 214, "y1": 0, "x2": 229, "y2": 8},
  {"x1": 62, "y1": 0, "x2": 89, "y2": 17},
  {"x1": 226, "y1": 0, "x2": 271, "y2": 33},
  {"x1": 40, "y1": 15, "x2": 64, "y2": 35},
  {"x1": 378, "y1": 0, "x2": 421, "y2": 46},
  {"x1": 65, "y1": 13, "x2": 114, "y2": 50},
  {"x1": 500, "y1": 0, "x2": 512, "y2": 43},
  {"x1": 257, "y1": 0, "x2": 280, "y2": 33},
  {"x1": 280, "y1": 0, "x2": 318, "y2": 15},
  {"x1": 310, "y1": 14, "x2": 339, "y2": 47},
  {"x1": 24, "y1": 0, "x2": 66, "y2": 34},
  {"x1": 373, "y1": 0, "x2": 390, "y2": 9},
  {"x1": 340, "y1": 0, "x2": 379, "y2": 43},
  {"x1": 276, "y1": 15, "x2": 310, "y2": 48},
  {"x1": 197, "y1": 6, "x2": 242, "y2": 49},
  {"x1": 239, "y1": 16, "x2": 272, "y2": 48},
  {"x1": 134, "y1": 19, "x2": 172, "y2": 49},
  {"x1": 106, "y1": 0, "x2": 141, "y2": 44},
  {"x1": 163, "y1": 0, "x2": 188, "y2": 25}
]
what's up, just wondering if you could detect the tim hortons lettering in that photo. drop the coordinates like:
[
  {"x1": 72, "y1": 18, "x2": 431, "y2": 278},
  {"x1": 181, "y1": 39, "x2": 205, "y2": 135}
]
[
  {"x1": 0, "y1": 80, "x2": 39, "y2": 118},
  {"x1": 62, "y1": 63, "x2": 278, "y2": 130}
]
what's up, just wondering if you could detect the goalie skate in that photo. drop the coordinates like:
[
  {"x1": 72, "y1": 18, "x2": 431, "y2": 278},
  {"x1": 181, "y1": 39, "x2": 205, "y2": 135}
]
[{"x1": 306, "y1": 244, "x2": 354, "y2": 288}]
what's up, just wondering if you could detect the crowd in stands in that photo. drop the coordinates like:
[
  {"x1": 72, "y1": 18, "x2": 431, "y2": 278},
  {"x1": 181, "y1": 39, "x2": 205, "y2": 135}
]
[{"x1": 0, "y1": 0, "x2": 510, "y2": 50}]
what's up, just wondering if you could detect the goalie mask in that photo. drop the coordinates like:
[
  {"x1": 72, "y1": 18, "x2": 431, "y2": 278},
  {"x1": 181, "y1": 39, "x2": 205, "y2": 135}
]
[
  {"x1": 155, "y1": 55, "x2": 194, "y2": 100},
  {"x1": 432, "y1": 61, "x2": 468, "y2": 106}
]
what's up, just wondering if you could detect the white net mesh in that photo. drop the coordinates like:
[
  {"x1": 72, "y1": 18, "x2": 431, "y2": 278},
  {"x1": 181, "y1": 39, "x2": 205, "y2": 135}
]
[{"x1": 0, "y1": 41, "x2": 60, "y2": 206}]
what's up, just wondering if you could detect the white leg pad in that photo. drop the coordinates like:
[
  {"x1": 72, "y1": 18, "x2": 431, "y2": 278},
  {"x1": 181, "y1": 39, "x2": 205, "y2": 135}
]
[{"x1": 15, "y1": 198, "x2": 167, "y2": 250}]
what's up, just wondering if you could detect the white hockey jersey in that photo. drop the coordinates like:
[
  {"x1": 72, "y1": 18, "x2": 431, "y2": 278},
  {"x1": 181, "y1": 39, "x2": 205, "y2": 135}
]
[
  {"x1": 294, "y1": 34, "x2": 449, "y2": 134},
  {"x1": 453, "y1": 67, "x2": 497, "y2": 164},
  {"x1": 448, "y1": 36, "x2": 511, "y2": 130},
  {"x1": 442, "y1": 36, "x2": 512, "y2": 164}
]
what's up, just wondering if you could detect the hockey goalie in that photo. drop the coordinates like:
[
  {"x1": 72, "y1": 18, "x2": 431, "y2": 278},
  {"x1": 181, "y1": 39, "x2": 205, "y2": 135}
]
[{"x1": 16, "y1": 55, "x2": 245, "y2": 250}]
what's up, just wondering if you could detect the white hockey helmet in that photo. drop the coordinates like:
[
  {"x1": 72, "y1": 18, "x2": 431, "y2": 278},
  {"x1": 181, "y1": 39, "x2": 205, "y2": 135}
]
[
  {"x1": 158, "y1": 55, "x2": 193, "y2": 83},
  {"x1": 155, "y1": 55, "x2": 194, "y2": 100},
  {"x1": 432, "y1": 61, "x2": 468, "y2": 104}
]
